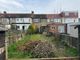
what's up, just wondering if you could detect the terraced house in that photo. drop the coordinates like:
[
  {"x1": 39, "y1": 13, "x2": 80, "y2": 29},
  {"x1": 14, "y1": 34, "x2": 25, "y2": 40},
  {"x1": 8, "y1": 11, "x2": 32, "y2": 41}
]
[
  {"x1": 0, "y1": 11, "x2": 79, "y2": 31},
  {"x1": 32, "y1": 11, "x2": 79, "y2": 33},
  {"x1": 32, "y1": 11, "x2": 78, "y2": 26},
  {"x1": 0, "y1": 11, "x2": 32, "y2": 30}
]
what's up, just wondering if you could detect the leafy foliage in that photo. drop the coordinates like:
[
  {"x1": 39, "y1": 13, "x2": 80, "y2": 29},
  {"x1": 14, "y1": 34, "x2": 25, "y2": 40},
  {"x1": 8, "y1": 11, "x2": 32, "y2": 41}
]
[
  {"x1": 8, "y1": 34, "x2": 78, "y2": 58},
  {"x1": 27, "y1": 23, "x2": 38, "y2": 34}
]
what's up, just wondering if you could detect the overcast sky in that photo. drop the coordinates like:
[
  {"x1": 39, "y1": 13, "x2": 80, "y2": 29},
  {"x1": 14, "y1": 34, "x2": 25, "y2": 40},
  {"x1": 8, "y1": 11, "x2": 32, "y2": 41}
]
[{"x1": 0, "y1": 0, "x2": 80, "y2": 16}]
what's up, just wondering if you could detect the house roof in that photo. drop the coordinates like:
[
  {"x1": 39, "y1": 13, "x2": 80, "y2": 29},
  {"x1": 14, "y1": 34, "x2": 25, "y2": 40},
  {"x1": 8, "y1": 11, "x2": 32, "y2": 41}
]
[
  {"x1": 60, "y1": 11, "x2": 78, "y2": 18},
  {"x1": 0, "y1": 13, "x2": 31, "y2": 18},
  {"x1": 33, "y1": 14, "x2": 47, "y2": 19},
  {"x1": 0, "y1": 11, "x2": 78, "y2": 18},
  {"x1": 12, "y1": 23, "x2": 31, "y2": 24},
  {"x1": 46, "y1": 14, "x2": 61, "y2": 19}
]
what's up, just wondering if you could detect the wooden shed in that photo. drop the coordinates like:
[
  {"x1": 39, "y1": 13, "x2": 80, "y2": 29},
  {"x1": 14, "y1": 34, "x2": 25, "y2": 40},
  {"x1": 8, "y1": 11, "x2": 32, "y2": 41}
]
[{"x1": 47, "y1": 23, "x2": 67, "y2": 34}]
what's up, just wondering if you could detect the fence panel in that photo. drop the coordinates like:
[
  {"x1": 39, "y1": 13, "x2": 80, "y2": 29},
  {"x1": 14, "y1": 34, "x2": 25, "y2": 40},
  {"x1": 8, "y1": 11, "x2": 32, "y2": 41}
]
[
  {"x1": 0, "y1": 31, "x2": 6, "y2": 60},
  {"x1": 60, "y1": 34, "x2": 78, "y2": 48}
]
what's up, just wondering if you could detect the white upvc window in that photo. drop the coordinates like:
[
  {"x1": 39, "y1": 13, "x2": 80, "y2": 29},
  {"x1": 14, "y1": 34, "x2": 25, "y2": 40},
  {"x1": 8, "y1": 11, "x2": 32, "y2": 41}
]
[
  {"x1": 33, "y1": 19, "x2": 40, "y2": 23},
  {"x1": 50, "y1": 19, "x2": 54, "y2": 22}
]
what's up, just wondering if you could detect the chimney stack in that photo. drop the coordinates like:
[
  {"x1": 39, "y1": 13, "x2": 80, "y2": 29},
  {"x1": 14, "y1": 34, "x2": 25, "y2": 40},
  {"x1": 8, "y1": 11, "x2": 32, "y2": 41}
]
[
  {"x1": 31, "y1": 11, "x2": 34, "y2": 18},
  {"x1": 3, "y1": 11, "x2": 7, "y2": 14},
  {"x1": 31, "y1": 11, "x2": 34, "y2": 14}
]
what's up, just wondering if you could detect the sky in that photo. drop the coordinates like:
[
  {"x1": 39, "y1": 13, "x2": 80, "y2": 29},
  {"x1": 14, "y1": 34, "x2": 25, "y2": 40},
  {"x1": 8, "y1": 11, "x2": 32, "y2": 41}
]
[{"x1": 0, "y1": 0, "x2": 80, "y2": 16}]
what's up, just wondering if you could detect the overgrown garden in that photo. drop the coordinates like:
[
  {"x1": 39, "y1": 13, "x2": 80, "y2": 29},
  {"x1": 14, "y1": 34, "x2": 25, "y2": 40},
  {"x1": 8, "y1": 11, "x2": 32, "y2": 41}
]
[{"x1": 8, "y1": 24, "x2": 78, "y2": 58}]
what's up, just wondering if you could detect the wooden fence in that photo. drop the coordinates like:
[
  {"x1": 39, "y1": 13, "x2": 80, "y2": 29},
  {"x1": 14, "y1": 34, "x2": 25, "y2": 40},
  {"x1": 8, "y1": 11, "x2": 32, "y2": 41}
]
[
  {"x1": 6, "y1": 30, "x2": 25, "y2": 45},
  {"x1": 59, "y1": 34, "x2": 78, "y2": 48},
  {"x1": 7, "y1": 34, "x2": 22, "y2": 44}
]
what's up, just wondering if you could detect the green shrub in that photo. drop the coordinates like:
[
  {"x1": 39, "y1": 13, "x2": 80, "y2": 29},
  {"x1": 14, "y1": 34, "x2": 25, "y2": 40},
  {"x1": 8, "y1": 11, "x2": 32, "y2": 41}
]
[
  {"x1": 27, "y1": 24, "x2": 38, "y2": 34},
  {"x1": 65, "y1": 47, "x2": 78, "y2": 56}
]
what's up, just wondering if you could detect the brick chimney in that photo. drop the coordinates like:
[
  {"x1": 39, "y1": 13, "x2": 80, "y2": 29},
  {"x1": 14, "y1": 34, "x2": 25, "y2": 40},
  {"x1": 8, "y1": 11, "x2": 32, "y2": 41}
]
[
  {"x1": 31, "y1": 11, "x2": 34, "y2": 14},
  {"x1": 31, "y1": 11, "x2": 34, "y2": 18},
  {"x1": 3, "y1": 11, "x2": 7, "y2": 14}
]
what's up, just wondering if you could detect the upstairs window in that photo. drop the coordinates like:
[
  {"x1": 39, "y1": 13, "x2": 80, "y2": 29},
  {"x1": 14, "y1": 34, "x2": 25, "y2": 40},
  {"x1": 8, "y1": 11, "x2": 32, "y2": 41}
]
[
  {"x1": 33, "y1": 19, "x2": 40, "y2": 23},
  {"x1": 17, "y1": 18, "x2": 19, "y2": 21},
  {"x1": 50, "y1": 19, "x2": 54, "y2": 22}
]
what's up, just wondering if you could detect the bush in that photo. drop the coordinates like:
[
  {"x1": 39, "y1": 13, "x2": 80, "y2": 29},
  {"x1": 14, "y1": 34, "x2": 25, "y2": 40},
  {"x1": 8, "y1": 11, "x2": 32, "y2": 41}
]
[
  {"x1": 27, "y1": 23, "x2": 38, "y2": 34},
  {"x1": 17, "y1": 40, "x2": 55, "y2": 58}
]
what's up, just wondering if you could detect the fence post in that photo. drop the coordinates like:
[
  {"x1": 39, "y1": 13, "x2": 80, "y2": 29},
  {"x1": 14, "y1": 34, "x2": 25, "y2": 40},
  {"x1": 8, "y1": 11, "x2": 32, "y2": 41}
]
[
  {"x1": 0, "y1": 27, "x2": 7, "y2": 60},
  {"x1": 75, "y1": 25, "x2": 80, "y2": 58}
]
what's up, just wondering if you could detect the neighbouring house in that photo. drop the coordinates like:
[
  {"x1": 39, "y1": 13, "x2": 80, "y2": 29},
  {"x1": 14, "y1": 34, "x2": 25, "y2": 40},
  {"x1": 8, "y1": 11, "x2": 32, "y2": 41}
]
[
  {"x1": 33, "y1": 11, "x2": 78, "y2": 33},
  {"x1": 0, "y1": 11, "x2": 79, "y2": 31},
  {"x1": 47, "y1": 14, "x2": 61, "y2": 23},
  {"x1": 47, "y1": 11, "x2": 78, "y2": 24},
  {"x1": 32, "y1": 14, "x2": 47, "y2": 27},
  {"x1": 14, "y1": 18, "x2": 32, "y2": 30},
  {"x1": 32, "y1": 11, "x2": 78, "y2": 32},
  {"x1": 0, "y1": 11, "x2": 32, "y2": 31},
  {"x1": 60, "y1": 11, "x2": 78, "y2": 23},
  {"x1": 47, "y1": 23, "x2": 67, "y2": 34}
]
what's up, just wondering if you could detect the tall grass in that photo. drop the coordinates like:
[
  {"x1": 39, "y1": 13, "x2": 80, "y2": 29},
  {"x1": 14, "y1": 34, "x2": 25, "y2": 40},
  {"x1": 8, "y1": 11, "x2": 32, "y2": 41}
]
[
  {"x1": 8, "y1": 34, "x2": 47, "y2": 58},
  {"x1": 8, "y1": 34, "x2": 78, "y2": 58}
]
